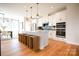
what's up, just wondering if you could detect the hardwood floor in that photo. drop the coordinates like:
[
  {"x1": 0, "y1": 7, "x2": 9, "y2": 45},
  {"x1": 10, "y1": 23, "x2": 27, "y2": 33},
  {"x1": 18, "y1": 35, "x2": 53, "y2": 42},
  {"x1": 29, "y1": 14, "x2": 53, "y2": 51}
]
[{"x1": 1, "y1": 39, "x2": 79, "y2": 56}]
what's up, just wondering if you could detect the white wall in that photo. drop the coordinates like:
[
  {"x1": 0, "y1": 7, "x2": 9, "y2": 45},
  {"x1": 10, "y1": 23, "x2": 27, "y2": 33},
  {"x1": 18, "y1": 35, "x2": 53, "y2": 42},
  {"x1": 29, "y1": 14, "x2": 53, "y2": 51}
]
[
  {"x1": 49, "y1": 4, "x2": 79, "y2": 45},
  {"x1": 66, "y1": 4, "x2": 79, "y2": 45},
  {"x1": 24, "y1": 20, "x2": 31, "y2": 31}
]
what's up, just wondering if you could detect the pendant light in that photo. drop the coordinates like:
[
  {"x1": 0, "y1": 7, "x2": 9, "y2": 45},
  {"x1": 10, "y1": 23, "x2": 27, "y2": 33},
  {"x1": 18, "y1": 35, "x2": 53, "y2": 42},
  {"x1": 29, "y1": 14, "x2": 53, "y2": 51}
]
[
  {"x1": 36, "y1": 3, "x2": 39, "y2": 18},
  {"x1": 30, "y1": 6, "x2": 32, "y2": 19},
  {"x1": 25, "y1": 10, "x2": 29, "y2": 21},
  {"x1": 36, "y1": 3, "x2": 42, "y2": 19},
  {"x1": 36, "y1": 3, "x2": 39, "y2": 19}
]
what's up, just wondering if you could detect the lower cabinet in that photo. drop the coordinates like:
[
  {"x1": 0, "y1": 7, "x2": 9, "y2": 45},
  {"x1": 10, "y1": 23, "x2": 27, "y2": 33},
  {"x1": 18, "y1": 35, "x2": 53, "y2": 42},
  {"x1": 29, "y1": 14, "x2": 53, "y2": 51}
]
[{"x1": 18, "y1": 34, "x2": 40, "y2": 52}]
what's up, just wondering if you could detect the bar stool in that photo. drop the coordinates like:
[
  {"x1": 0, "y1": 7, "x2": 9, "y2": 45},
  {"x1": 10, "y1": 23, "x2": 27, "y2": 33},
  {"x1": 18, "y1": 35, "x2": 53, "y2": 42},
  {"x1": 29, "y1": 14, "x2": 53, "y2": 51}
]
[
  {"x1": 21, "y1": 34, "x2": 25, "y2": 44},
  {"x1": 28, "y1": 35, "x2": 34, "y2": 49},
  {"x1": 19, "y1": 34, "x2": 22, "y2": 43},
  {"x1": 26, "y1": 35, "x2": 29, "y2": 47},
  {"x1": 24, "y1": 34, "x2": 29, "y2": 45},
  {"x1": 23, "y1": 34, "x2": 27, "y2": 45}
]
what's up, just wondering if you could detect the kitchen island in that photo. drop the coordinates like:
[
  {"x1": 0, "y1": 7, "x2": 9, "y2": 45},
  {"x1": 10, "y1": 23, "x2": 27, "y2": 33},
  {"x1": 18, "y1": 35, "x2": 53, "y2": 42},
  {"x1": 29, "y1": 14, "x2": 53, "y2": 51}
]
[{"x1": 18, "y1": 30, "x2": 49, "y2": 51}]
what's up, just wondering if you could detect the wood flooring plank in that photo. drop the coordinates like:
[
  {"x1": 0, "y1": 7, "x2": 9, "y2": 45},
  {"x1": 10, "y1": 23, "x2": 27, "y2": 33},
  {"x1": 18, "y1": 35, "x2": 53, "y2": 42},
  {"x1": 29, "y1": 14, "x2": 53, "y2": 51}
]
[{"x1": 1, "y1": 39, "x2": 79, "y2": 56}]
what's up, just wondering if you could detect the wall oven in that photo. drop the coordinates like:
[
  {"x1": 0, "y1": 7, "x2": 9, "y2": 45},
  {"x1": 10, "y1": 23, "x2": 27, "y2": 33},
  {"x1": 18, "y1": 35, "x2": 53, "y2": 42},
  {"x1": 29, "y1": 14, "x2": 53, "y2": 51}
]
[{"x1": 56, "y1": 22, "x2": 66, "y2": 38}]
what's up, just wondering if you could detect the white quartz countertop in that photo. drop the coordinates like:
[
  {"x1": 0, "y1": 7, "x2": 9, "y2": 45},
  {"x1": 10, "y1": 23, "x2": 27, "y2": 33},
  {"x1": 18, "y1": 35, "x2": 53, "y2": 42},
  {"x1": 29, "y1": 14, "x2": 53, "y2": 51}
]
[{"x1": 23, "y1": 31, "x2": 39, "y2": 36}]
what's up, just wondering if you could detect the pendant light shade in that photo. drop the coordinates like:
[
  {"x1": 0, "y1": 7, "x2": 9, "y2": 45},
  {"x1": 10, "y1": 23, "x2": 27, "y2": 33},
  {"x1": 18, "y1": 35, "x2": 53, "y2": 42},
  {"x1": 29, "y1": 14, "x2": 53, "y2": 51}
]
[
  {"x1": 36, "y1": 3, "x2": 42, "y2": 19},
  {"x1": 25, "y1": 10, "x2": 29, "y2": 21},
  {"x1": 36, "y1": 3, "x2": 39, "y2": 18},
  {"x1": 30, "y1": 6, "x2": 32, "y2": 19}
]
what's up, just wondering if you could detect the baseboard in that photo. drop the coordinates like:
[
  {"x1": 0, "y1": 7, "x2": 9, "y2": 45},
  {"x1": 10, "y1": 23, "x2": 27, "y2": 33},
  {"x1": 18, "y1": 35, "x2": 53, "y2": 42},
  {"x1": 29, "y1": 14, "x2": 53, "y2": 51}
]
[
  {"x1": 49, "y1": 38, "x2": 79, "y2": 46},
  {"x1": 66, "y1": 41, "x2": 79, "y2": 46}
]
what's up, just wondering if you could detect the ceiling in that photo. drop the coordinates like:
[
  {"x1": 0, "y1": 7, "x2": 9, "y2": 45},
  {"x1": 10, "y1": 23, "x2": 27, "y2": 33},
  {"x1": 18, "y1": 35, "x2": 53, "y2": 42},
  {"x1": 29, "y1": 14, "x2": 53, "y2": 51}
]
[{"x1": 0, "y1": 3, "x2": 67, "y2": 19}]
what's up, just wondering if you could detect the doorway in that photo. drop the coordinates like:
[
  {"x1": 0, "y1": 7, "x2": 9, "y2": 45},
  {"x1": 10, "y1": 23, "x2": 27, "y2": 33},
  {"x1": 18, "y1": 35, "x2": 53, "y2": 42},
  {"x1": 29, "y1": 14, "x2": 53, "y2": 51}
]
[{"x1": 12, "y1": 20, "x2": 19, "y2": 39}]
